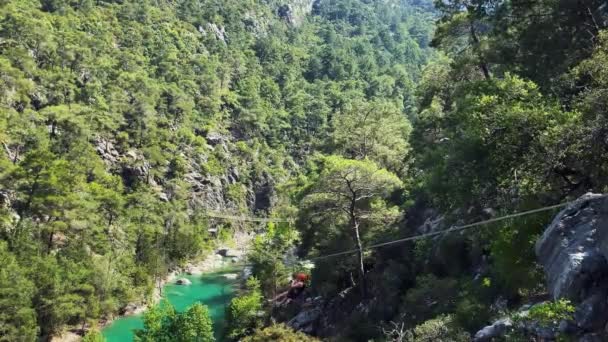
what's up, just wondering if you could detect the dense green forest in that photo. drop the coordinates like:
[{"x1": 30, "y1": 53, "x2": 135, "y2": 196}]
[{"x1": 2, "y1": 0, "x2": 608, "y2": 341}]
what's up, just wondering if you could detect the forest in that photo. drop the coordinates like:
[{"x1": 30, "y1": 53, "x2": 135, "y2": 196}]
[{"x1": 1, "y1": 0, "x2": 608, "y2": 341}]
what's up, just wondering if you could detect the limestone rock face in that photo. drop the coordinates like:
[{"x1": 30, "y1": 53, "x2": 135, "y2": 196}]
[
  {"x1": 473, "y1": 318, "x2": 513, "y2": 342},
  {"x1": 200, "y1": 23, "x2": 226, "y2": 43},
  {"x1": 535, "y1": 193, "x2": 608, "y2": 301},
  {"x1": 0, "y1": 189, "x2": 14, "y2": 208},
  {"x1": 475, "y1": 194, "x2": 608, "y2": 340},
  {"x1": 205, "y1": 131, "x2": 226, "y2": 146},
  {"x1": 574, "y1": 291, "x2": 608, "y2": 331},
  {"x1": 94, "y1": 137, "x2": 120, "y2": 165},
  {"x1": 535, "y1": 193, "x2": 608, "y2": 335},
  {"x1": 288, "y1": 307, "x2": 321, "y2": 334},
  {"x1": 277, "y1": 0, "x2": 317, "y2": 26}
]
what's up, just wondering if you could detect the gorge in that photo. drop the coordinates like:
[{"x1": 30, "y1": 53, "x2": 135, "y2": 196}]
[{"x1": 2, "y1": 0, "x2": 608, "y2": 341}]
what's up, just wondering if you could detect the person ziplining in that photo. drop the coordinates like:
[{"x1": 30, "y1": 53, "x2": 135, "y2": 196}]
[{"x1": 272, "y1": 272, "x2": 310, "y2": 305}]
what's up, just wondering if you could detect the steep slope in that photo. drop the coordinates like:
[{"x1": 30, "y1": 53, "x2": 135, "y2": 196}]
[
  {"x1": 271, "y1": 2, "x2": 608, "y2": 342},
  {"x1": 0, "y1": 0, "x2": 435, "y2": 340}
]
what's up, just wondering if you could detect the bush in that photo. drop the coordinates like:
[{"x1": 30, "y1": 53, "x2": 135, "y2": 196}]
[
  {"x1": 134, "y1": 301, "x2": 214, "y2": 342},
  {"x1": 248, "y1": 222, "x2": 299, "y2": 296},
  {"x1": 82, "y1": 330, "x2": 105, "y2": 342},
  {"x1": 404, "y1": 315, "x2": 470, "y2": 342},
  {"x1": 501, "y1": 300, "x2": 575, "y2": 341},
  {"x1": 226, "y1": 277, "x2": 264, "y2": 341},
  {"x1": 401, "y1": 275, "x2": 459, "y2": 323},
  {"x1": 242, "y1": 324, "x2": 319, "y2": 342},
  {"x1": 525, "y1": 299, "x2": 575, "y2": 325},
  {"x1": 454, "y1": 297, "x2": 492, "y2": 332},
  {"x1": 489, "y1": 215, "x2": 550, "y2": 297},
  {"x1": 167, "y1": 156, "x2": 187, "y2": 179}
]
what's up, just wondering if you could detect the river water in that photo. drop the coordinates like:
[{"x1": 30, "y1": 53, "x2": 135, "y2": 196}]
[{"x1": 102, "y1": 269, "x2": 239, "y2": 341}]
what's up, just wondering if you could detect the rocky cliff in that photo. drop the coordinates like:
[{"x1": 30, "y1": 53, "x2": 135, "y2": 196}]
[
  {"x1": 536, "y1": 193, "x2": 608, "y2": 337},
  {"x1": 94, "y1": 131, "x2": 278, "y2": 224},
  {"x1": 277, "y1": 0, "x2": 318, "y2": 26},
  {"x1": 476, "y1": 193, "x2": 608, "y2": 341}
]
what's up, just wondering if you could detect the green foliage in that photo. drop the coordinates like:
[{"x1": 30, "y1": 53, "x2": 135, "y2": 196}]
[
  {"x1": 0, "y1": 242, "x2": 38, "y2": 342},
  {"x1": 299, "y1": 156, "x2": 402, "y2": 294},
  {"x1": 415, "y1": 73, "x2": 574, "y2": 210},
  {"x1": 453, "y1": 297, "x2": 492, "y2": 333},
  {"x1": 330, "y1": 99, "x2": 412, "y2": 175},
  {"x1": 135, "y1": 301, "x2": 214, "y2": 342},
  {"x1": 242, "y1": 324, "x2": 319, "y2": 342},
  {"x1": 82, "y1": 330, "x2": 106, "y2": 342},
  {"x1": 248, "y1": 222, "x2": 299, "y2": 296},
  {"x1": 408, "y1": 5, "x2": 608, "y2": 339},
  {"x1": 432, "y1": 0, "x2": 605, "y2": 88},
  {"x1": 524, "y1": 300, "x2": 575, "y2": 326},
  {"x1": 0, "y1": 0, "x2": 436, "y2": 338},
  {"x1": 226, "y1": 184, "x2": 247, "y2": 212},
  {"x1": 489, "y1": 217, "x2": 547, "y2": 297},
  {"x1": 173, "y1": 303, "x2": 215, "y2": 342},
  {"x1": 416, "y1": 2, "x2": 608, "y2": 212},
  {"x1": 226, "y1": 277, "x2": 264, "y2": 341},
  {"x1": 401, "y1": 275, "x2": 459, "y2": 323},
  {"x1": 404, "y1": 315, "x2": 470, "y2": 342},
  {"x1": 167, "y1": 156, "x2": 187, "y2": 180}
]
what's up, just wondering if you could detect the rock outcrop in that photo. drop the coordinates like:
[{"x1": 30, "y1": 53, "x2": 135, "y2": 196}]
[
  {"x1": 223, "y1": 273, "x2": 239, "y2": 280},
  {"x1": 277, "y1": 0, "x2": 317, "y2": 26},
  {"x1": 473, "y1": 318, "x2": 513, "y2": 341},
  {"x1": 94, "y1": 129, "x2": 278, "y2": 230},
  {"x1": 475, "y1": 194, "x2": 608, "y2": 341},
  {"x1": 199, "y1": 23, "x2": 226, "y2": 43},
  {"x1": 217, "y1": 248, "x2": 242, "y2": 258},
  {"x1": 175, "y1": 278, "x2": 192, "y2": 286},
  {"x1": 0, "y1": 189, "x2": 14, "y2": 208},
  {"x1": 536, "y1": 193, "x2": 608, "y2": 302},
  {"x1": 535, "y1": 193, "x2": 608, "y2": 336},
  {"x1": 95, "y1": 138, "x2": 119, "y2": 164},
  {"x1": 288, "y1": 307, "x2": 322, "y2": 334}
]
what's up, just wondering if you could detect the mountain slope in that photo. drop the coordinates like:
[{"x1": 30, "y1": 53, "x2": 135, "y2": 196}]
[{"x1": 0, "y1": 0, "x2": 434, "y2": 339}]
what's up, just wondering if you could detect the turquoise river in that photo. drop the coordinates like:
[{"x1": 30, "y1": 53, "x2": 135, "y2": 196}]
[{"x1": 102, "y1": 269, "x2": 239, "y2": 341}]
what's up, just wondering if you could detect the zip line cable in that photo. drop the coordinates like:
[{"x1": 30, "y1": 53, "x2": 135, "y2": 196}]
[
  {"x1": 204, "y1": 211, "x2": 294, "y2": 223},
  {"x1": 204, "y1": 195, "x2": 608, "y2": 264},
  {"x1": 308, "y1": 195, "x2": 608, "y2": 262}
]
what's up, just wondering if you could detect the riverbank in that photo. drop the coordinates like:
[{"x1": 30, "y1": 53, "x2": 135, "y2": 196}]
[
  {"x1": 113, "y1": 231, "x2": 253, "y2": 317},
  {"x1": 111, "y1": 229, "x2": 253, "y2": 321},
  {"x1": 51, "y1": 230, "x2": 254, "y2": 342},
  {"x1": 102, "y1": 268, "x2": 243, "y2": 342}
]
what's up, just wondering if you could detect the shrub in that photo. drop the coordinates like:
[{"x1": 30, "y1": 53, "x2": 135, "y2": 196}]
[
  {"x1": 134, "y1": 301, "x2": 214, "y2": 342},
  {"x1": 404, "y1": 315, "x2": 470, "y2": 342},
  {"x1": 401, "y1": 275, "x2": 459, "y2": 323},
  {"x1": 82, "y1": 330, "x2": 105, "y2": 342},
  {"x1": 226, "y1": 277, "x2": 264, "y2": 340},
  {"x1": 454, "y1": 297, "x2": 492, "y2": 332},
  {"x1": 242, "y1": 324, "x2": 319, "y2": 342},
  {"x1": 526, "y1": 299, "x2": 575, "y2": 325},
  {"x1": 489, "y1": 216, "x2": 549, "y2": 297}
]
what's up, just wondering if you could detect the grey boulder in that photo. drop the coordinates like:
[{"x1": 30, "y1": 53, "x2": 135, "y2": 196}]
[
  {"x1": 473, "y1": 318, "x2": 513, "y2": 341},
  {"x1": 535, "y1": 193, "x2": 608, "y2": 301}
]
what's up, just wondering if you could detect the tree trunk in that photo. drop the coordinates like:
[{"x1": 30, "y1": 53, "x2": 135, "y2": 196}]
[
  {"x1": 353, "y1": 220, "x2": 366, "y2": 298},
  {"x1": 47, "y1": 231, "x2": 54, "y2": 254},
  {"x1": 12, "y1": 172, "x2": 40, "y2": 246},
  {"x1": 468, "y1": 17, "x2": 491, "y2": 80}
]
